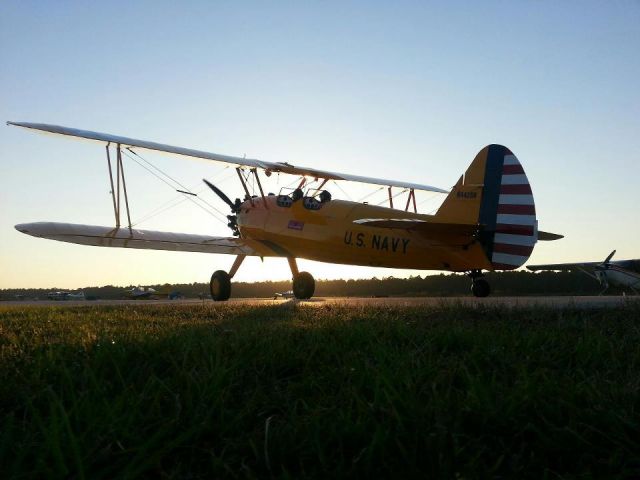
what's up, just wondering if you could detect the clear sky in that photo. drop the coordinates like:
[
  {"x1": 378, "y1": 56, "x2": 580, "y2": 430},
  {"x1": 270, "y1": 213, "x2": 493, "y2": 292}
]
[{"x1": 1, "y1": 1, "x2": 638, "y2": 289}]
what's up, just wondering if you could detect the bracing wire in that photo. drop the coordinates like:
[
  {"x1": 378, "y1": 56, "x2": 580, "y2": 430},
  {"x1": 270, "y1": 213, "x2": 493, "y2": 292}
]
[
  {"x1": 332, "y1": 180, "x2": 352, "y2": 201},
  {"x1": 280, "y1": 175, "x2": 304, "y2": 193},
  {"x1": 126, "y1": 148, "x2": 196, "y2": 195},
  {"x1": 375, "y1": 188, "x2": 407, "y2": 206},
  {"x1": 133, "y1": 169, "x2": 238, "y2": 226},
  {"x1": 121, "y1": 150, "x2": 224, "y2": 218},
  {"x1": 286, "y1": 176, "x2": 302, "y2": 188},
  {"x1": 124, "y1": 148, "x2": 233, "y2": 219},
  {"x1": 133, "y1": 182, "x2": 206, "y2": 227},
  {"x1": 133, "y1": 197, "x2": 191, "y2": 227},
  {"x1": 356, "y1": 186, "x2": 384, "y2": 203},
  {"x1": 416, "y1": 192, "x2": 446, "y2": 215},
  {"x1": 120, "y1": 149, "x2": 229, "y2": 225}
]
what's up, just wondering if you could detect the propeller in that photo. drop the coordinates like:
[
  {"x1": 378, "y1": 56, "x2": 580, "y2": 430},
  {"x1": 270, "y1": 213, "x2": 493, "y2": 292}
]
[
  {"x1": 203, "y1": 178, "x2": 242, "y2": 236},
  {"x1": 203, "y1": 179, "x2": 238, "y2": 212},
  {"x1": 594, "y1": 249, "x2": 616, "y2": 292},
  {"x1": 602, "y1": 249, "x2": 616, "y2": 266},
  {"x1": 596, "y1": 250, "x2": 616, "y2": 271}
]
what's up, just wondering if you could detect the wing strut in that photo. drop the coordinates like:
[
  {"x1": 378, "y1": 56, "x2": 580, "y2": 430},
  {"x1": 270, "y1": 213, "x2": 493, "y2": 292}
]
[
  {"x1": 105, "y1": 143, "x2": 133, "y2": 232},
  {"x1": 117, "y1": 145, "x2": 133, "y2": 231},
  {"x1": 251, "y1": 168, "x2": 268, "y2": 209},
  {"x1": 385, "y1": 186, "x2": 415, "y2": 211},
  {"x1": 236, "y1": 168, "x2": 253, "y2": 205},
  {"x1": 105, "y1": 143, "x2": 118, "y2": 226},
  {"x1": 404, "y1": 188, "x2": 417, "y2": 213}
]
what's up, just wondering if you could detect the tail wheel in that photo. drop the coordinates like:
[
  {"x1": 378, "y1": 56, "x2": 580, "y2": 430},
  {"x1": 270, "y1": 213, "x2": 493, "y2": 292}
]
[
  {"x1": 293, "y1": 272, "x2": 315, "y2": 299},
  {"x1": 471, "y1": 278, "x2": 491, "y2": 298},
  {"x1": 210, "y1": 270, "x2": 231, "y2": 301}
]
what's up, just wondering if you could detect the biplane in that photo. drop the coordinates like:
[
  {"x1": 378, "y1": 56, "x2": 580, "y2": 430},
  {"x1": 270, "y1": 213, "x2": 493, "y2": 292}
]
[
  {"x1": 9, "y1": 121, "x2": 562, "y2": 299},
  {"x1": 528, "y1": 250, "x2": 640, "y2": 294}
]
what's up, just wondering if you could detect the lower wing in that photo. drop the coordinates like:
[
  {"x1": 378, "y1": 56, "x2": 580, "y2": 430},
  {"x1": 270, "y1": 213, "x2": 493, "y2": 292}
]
[{"x1": 15, "y1": 222, "x2": 268, "y2": 256}]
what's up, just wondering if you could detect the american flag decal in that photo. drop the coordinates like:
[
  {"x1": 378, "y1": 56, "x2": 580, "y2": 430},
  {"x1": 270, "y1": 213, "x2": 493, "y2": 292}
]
[
  {"x1": 490, "y1": 149, "x2": 537, "y2": 270},
  {"x1": 288, "y1": 220, "x2": 304, "y2": 231}
]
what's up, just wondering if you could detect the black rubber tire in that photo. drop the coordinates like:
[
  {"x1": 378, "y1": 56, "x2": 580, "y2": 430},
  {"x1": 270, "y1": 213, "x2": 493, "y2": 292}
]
[
  {"x1": 210, "y1": 270, "x2": 231, "y2": 301},
  {"x1": 293, "y1": 272, "x2": 315, "y2": 299},
  {"x1": 471, "y1": 278, "x2": 491, "y2": 298}
]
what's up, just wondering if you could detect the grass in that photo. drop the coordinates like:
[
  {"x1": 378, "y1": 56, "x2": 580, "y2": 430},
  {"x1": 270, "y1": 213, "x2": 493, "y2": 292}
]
[{"x1": 1, "y1": 302, "x2": 640, "y2": 479}]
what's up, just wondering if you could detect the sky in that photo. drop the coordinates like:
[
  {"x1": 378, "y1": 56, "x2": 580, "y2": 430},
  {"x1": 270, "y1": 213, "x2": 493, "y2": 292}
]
[{"x1": 1, "y1": 1, "x2": 639, "y2": 289}]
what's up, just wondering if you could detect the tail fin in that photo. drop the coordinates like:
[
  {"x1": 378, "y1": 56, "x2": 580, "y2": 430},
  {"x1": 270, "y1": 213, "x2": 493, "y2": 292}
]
[{"x1": 435, "y1": 144, "x2": 537, "y2": 270}]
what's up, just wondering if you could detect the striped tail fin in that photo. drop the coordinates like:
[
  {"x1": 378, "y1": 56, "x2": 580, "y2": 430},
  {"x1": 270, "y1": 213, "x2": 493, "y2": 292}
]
[{"x1": 435, "y1": 144, "x2": 537, "y2": 270}]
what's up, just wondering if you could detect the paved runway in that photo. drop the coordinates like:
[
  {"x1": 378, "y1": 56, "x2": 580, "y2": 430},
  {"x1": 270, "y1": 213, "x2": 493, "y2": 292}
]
[{"x1": 1, "y1": 296, "x2": 638, "y2": 309}]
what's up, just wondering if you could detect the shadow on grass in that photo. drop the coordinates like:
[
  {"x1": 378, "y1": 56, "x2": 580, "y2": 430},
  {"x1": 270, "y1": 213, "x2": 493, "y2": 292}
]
[{"x1": 1, "y1": 303, "x2": 640, "y2": 478}]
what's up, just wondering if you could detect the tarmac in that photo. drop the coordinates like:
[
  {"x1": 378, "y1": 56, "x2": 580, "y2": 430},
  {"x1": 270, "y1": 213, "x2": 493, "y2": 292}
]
[{"x1": 1, "y1": 296, "x2": 638, "y2": 309}]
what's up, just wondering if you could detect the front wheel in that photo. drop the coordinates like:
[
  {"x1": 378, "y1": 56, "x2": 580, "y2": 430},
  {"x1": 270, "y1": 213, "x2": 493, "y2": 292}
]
[
  {"x1": 210, "y1": 270, "x2": 231, "y2": 301},
  {"x1": 471, "y1": 278, "x2": 491, "y2": 298},
  {"x1": 293, "y1": 272, "x2": 315, "y2": 299}
]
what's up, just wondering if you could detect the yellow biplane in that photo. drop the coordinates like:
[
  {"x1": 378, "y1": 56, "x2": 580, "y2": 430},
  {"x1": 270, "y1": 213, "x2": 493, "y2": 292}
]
[{"x1": 9, "y1": 122, "x2": 562, "y2": 299}]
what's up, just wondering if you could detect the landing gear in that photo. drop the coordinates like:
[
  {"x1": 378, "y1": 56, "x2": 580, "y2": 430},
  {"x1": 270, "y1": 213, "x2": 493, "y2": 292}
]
[
  {"x1": 293, "y1": 272, "x2": 315, "y2": 299},
  {"x1": 210, "y1": 270, "x2": 231, "y2": 301},
  {"x1": 209, "y1": 254, "x2": 245, "y2": 301},
  {"x1": 288, "y1": 257, "x2": 315, "y2": 300},
  {"x1": 471, "y1": 278, "x2": 491, "y2": 298},
  {"x1": 469, "y1": 270, "x2": 490, "y2": 298}
]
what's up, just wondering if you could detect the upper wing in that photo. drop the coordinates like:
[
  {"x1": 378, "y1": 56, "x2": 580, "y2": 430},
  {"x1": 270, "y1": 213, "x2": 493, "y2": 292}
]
[
  {"x1": 14, "y1": 222, "x2": 276, "y2": 256},
  {"x1": 7, "y1": 122, "x2": 449, "y2": 194}
]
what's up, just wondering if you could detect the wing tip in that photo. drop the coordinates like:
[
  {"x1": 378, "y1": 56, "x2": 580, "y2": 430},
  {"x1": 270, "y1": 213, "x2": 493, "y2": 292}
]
[{"x1": 7, "y1": 121, "x2": 33, "y2": 129}]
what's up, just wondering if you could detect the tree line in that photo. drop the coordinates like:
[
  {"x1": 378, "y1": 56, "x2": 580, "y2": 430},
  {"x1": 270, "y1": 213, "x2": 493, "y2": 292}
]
[{"x1": 1, "y1": 270, "x2": 614, "y2": 301}]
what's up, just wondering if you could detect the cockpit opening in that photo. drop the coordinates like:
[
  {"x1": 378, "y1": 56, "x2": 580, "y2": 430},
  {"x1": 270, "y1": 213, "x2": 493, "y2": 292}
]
[{"x1": 276, "y1": 186, "x2": 332, "y2": 209}]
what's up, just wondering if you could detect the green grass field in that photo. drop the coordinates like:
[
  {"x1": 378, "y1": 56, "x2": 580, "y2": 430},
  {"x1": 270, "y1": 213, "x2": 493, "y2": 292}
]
[{"x1": 2, "y1": 302, "x2": 640, "y2": 479}]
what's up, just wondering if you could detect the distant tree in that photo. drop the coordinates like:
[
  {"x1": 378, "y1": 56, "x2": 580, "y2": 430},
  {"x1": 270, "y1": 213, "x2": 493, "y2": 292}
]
[{"x1": 0, "y1": 270, "x2": 609, "y2": 301}]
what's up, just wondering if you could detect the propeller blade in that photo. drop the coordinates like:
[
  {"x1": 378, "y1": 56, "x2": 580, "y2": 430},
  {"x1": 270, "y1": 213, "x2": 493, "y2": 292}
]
[
  {"x1": 203, "y1": 179, "x2": 235, "y2": 210},
  {"x1": 603, "y1": 249, "x2": 616, "y2": 265}
]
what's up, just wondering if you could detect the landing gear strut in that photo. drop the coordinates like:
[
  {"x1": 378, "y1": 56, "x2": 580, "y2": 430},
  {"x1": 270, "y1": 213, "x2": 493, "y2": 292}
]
[
  {"x1": 210, "y1": 255, "x2": 245, "y2": 301},
  {"x1": 469, "y1": 270, "x2": 490, "y2": 298},
  {"x1": 288, "y1": 257, "x2": 315, "y2": 299}
]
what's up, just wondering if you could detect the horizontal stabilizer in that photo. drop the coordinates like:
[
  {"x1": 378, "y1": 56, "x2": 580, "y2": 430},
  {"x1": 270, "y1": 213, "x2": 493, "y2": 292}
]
[
  {"x1": 355, "y1": 219, "x2": 563, "y2": 244},
  {"x1": 538, "y1": 230, "x2": 564, "y2": 241},
  {"x1": 354, "y1": 218, "x2": 479, "y2": 236},
  {"x1": 15, "y1": 222, "x2": 260, "y2": 256}
]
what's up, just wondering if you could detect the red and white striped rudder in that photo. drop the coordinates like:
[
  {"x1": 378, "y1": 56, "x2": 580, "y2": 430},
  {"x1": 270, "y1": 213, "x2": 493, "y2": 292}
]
[{"x1": 485, "y1": 146, "x2": 537, "y2": 270}]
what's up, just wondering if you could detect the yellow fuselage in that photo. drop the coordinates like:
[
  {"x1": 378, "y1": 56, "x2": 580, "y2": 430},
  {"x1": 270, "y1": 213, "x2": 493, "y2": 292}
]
[{"x1": 237, "y1": 196, "x2": 492, "y2": 272}]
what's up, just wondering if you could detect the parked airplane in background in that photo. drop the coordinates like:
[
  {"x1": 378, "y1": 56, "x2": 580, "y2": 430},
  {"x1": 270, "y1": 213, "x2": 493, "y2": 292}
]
[
  {"x1": 9, "y1": 122, "x2": 562, "y2": 299},
  {"x1": 528, "y1": 250, "x2": 640, "y2": 294},
  {"x1": 47, "y1": 291, "x2": 85, "y2": 301},
  {"x1": 46, "y1": 291, "x2": 67, "y2": 301},
  {"x1": 274, "y1": 290, "x2": 295, "y2": 300},
  {"x1": 128, "y1": 286, "x2": 157, "y2": 299}
]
